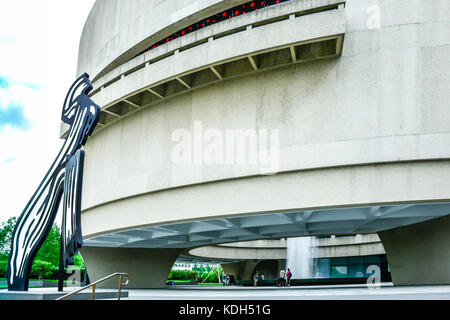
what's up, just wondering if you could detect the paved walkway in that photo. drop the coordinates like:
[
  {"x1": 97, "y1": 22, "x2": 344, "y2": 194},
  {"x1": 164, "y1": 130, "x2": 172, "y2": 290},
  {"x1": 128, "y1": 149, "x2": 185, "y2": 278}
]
[{"x1": 121, "y1": 283, "x2": 450, "y2": 300}]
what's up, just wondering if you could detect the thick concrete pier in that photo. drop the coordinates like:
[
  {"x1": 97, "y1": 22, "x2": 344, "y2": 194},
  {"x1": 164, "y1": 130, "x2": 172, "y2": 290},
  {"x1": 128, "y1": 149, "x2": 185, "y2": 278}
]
[
  {"x1": 379, "y1": 215, "x2": 450, "y2": 286},
  {"x1": 80, "y1": 247, "x2": 181, "y2": 289}
]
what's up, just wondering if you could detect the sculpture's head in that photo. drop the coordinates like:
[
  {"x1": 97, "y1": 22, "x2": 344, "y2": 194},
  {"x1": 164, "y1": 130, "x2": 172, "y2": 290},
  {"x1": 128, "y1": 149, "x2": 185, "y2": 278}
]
[
  {"x1": 61, "y1": 73, "x2": 101, "y2": 149},
  {"x1": 61, "y1": 72, "x2": 92, "y2": 125}
]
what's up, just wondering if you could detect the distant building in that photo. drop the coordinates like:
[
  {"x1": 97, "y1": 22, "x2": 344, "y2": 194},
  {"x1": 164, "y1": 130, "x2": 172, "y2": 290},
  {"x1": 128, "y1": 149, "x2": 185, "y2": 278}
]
[{"x1": 184, "y1": 234, "x2": 389, "y2": 282}]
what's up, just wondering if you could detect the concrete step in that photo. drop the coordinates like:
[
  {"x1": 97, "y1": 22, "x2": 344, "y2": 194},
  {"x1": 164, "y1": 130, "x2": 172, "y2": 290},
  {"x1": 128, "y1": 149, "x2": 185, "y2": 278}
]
[{"x1": 0, "y1": 287, "x2": 128, "y2": 300}]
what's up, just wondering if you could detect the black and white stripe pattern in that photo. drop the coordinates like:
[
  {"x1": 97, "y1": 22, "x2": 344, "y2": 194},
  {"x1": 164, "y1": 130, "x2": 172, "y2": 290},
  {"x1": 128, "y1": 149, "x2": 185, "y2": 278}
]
[
  {"x1": 7, "y1": 73, "x2": 100, "y2": 291},
  {"x1": 61, "y1": 149, "x2": 84, "y2": 267}
]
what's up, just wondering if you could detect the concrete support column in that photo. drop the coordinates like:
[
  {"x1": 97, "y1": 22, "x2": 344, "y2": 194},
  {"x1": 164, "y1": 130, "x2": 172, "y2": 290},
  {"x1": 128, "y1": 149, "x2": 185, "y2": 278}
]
[
  {"x1": 221, "y1": 261, "x2": 247, "y2": 281},
  {"x1": 378, "y1": 215, "x2": 450, "y2": 286},
  {"x1": 80, "y1": 247, "x2": 182, "y2": 288}
]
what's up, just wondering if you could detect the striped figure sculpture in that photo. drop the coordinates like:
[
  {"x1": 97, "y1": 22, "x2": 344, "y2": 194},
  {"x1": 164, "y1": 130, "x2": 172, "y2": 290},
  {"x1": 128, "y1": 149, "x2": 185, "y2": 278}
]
[{"x1": 7, "y1": 73, "x2": 100, "y2": 291}]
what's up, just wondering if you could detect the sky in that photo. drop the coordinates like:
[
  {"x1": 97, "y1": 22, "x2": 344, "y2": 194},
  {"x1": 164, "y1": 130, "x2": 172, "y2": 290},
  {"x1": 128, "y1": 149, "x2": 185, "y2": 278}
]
[{"x1": 0, "y1": 0, "x2": 95, "y2": 224}]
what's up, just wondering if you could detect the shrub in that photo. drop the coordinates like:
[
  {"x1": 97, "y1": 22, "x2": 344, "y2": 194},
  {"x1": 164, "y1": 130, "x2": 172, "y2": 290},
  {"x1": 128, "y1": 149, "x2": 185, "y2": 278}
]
[
  {"x1": 30, "y1": 260, "x2": 53, "y2": 279},
  {"x1": 0, "y1": 259, "x2": 8, "y2": 278},
  {"x1": 168, "y1": 270, "x2": 198, "y2": 281}
]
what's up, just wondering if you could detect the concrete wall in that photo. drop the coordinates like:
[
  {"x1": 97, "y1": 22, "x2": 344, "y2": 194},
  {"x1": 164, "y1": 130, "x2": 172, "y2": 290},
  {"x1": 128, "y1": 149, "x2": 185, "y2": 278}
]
[
  {"x1": 188, "y1": 234, "x2": 385, "y2": 260},
  {"x1": 78, "y1": 0, "x2": 250, "y2": 79},
  {"x1": 315, "y1": 234, "x2": 385, "y2": 258},
  {"x1": 80, "y1": 0, "x2": 450, "y2": 238},
  {"x1": 81, "y1": 2, "x2": 345, "y2": 110},
  {"x1": 81, "y1": 159, "x2": 450, "y2": 239},
  {"x1": 221, "y1": 261, "x2": 247, "y2": 280},
  {"x1": 80, "y1": 247, "x2": 181, "y2": 288},
  {"x1": 190, "y1": 242, "x2": 287, "y2": 260},
  {"x1": 77, "y1": 0, "x2": 450, "y2": 285},
  {"x1": 379, "y1": 215, "x2": 450, "y2": 285}
]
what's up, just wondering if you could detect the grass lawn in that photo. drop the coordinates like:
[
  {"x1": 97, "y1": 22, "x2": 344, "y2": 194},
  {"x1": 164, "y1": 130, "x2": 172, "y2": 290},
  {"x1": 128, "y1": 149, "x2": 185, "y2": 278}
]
[{"x1": 0, "y1": 278, "x2": 82, "y2": 288}]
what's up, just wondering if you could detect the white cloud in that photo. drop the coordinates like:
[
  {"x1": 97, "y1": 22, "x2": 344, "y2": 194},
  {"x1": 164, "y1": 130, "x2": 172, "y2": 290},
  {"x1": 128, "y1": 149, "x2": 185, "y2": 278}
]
[{"x1": 0, "y1": 0, "x2": 95, "y2": 223}]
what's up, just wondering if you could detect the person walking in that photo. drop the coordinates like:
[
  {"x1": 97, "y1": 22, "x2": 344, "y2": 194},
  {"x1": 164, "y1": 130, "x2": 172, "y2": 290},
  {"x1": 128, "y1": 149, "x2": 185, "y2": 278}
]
[
  {"x1": 286, "y1": 268, "x2": 292, "y2": 287},
  {"x1": 253, "y1": 270, "x2": 260, "y2": 287}
]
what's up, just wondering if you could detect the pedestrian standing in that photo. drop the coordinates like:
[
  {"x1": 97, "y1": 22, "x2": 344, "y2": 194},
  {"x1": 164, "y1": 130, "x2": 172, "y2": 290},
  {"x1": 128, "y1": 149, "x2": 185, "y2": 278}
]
[
  {"x1": 277, "y1": 268, "x2": 286, "y2": 287},
  {"x1": 254, "y1": 270, "x2": 259, "y2": 287},
  {"x1": 286, "y1": 268, "x2": 292, "y2": 287}
]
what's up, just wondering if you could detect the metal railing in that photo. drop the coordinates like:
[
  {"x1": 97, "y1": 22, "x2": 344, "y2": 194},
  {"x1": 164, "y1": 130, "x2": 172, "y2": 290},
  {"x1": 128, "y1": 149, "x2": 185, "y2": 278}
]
[{"x1": 56, "y1": 272, "x2": 130, "y2": 300}]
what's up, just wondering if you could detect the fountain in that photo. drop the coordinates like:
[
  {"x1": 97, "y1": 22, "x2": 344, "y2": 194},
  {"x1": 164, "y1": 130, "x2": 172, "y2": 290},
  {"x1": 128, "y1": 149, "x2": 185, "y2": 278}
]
[{"x1": 286, "y1": 237, "x2": 316, "y2": 279}]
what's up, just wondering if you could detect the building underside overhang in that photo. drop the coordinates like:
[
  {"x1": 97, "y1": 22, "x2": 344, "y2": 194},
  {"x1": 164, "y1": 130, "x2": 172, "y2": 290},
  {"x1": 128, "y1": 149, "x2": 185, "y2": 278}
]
[
  {"x1": 175, "y1": 254, "x2": 244, "y2": 265},
  {"x1": 83, "y1": 202, "x2": 450, "y2": 249}
]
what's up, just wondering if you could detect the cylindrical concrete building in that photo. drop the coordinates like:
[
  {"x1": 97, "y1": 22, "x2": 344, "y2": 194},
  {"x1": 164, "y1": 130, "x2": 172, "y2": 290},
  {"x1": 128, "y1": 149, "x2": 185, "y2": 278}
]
[{"x1": 71, "y1": 0, "x2": 450, "y2": 288}]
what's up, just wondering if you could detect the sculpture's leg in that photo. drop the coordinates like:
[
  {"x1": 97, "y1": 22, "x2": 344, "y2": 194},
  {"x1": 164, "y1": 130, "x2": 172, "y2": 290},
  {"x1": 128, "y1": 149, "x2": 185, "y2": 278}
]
[
  {"x1": 58, "y1": 149, "x2": 85, "y2": 292},
  {"x1": 7, "y1": 171, "x2": 65, "y2": 291},
  {"x1": 57, "y1": 243, "x2": 64, "y2": 292}
]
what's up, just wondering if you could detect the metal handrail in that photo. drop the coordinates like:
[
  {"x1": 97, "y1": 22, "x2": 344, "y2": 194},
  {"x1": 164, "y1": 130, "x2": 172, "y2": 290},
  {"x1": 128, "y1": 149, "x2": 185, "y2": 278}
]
[{"x1": 56, "y1": 272, "x2": 130, "y2": 300}]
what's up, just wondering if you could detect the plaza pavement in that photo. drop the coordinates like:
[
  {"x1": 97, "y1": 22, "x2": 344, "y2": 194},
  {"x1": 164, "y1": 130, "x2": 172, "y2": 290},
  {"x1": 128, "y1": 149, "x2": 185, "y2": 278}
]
[{"x1": 119, "y1": 283, "x2": 450, "y2": 300}]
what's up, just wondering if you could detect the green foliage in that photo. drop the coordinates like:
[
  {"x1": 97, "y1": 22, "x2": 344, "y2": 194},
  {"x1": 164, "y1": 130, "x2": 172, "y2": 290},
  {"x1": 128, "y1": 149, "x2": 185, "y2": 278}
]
[
  {"x1": 0, "y1": 259, "x2": 8, "y2": 277},
  {"x1": 0, "y1": 217, "x2": 62, "y2": 265},
  {"x1": 30, "y1": 260, "x2": 53, "y2": 278},
  {"x1": 34, "y1": 224, "x2": 61, "y2": 266},
  {"x1": 199, "y1": 266, "x2": 224, "y2": 283},
  {"x1": 0, "y1": 217, "x2": 16, "y2": 257},
  {"x1": 167, "y1": 266, "x2": 224, "y2": 284},
  {"x1": 73, "y1": 254, "x2": 85, "y2": 269},
  {"x1": 168, "y1": 270, "x2": 198, "y2": 280},
  {"x1": 198, "y1": 264, "x2": 206, "y2": 274},
  {"x1": 0, "y1": 217, "x2": 87, "y2": 280}
]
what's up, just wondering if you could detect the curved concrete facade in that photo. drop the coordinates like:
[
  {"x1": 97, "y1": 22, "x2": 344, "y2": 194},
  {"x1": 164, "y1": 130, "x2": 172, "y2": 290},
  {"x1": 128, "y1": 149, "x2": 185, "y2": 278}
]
[
  {"x1": 75, "y1": 0, "x2": 450, "y2": 287},
  {"x1": 187, "y1": 235, "x2": 386, "y2": 281},
  {"x1": 78, "y1": 0, "x2": 250, "y2": 80},
  {"x1": 187, "y1": 234, "x2": 385, "y2": 261}
]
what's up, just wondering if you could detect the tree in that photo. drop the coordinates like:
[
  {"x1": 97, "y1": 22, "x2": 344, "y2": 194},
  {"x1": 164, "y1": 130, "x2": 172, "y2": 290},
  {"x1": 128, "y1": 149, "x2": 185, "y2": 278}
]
[
  {"x1": 34, "y1": 224, "x2": 61, "y2": 266},
  {"x1": 0, "y1": 217, "x2": 16, "y2": 257},
  {"x1": 31, "y1": 260, "x2": 53, "y2": 278},
  {"x1": 0, "y1": 217, "x2": 86, "y2": 280},
  {"x1": 73, "y1": 253, "x2": 85, "y2": 269}
]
